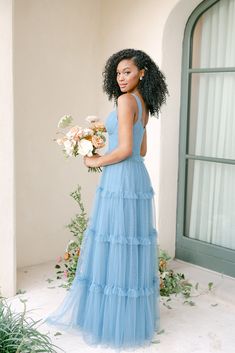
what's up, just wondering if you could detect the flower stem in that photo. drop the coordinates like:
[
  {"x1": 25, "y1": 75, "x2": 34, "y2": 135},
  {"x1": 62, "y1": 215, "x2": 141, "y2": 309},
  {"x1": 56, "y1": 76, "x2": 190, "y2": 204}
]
[{"x1": 88, "y1": 167, "x2": 102, "y2": 173}]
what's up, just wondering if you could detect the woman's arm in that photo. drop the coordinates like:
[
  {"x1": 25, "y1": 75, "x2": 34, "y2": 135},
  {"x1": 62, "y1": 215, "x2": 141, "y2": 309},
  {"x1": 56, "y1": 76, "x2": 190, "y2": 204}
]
[
  {"x1": 140, "y1": 129, "x2": 147, "y2": 156},
  {"x1": 97, "y1": 94, "x2": 136, "y2": 167}
]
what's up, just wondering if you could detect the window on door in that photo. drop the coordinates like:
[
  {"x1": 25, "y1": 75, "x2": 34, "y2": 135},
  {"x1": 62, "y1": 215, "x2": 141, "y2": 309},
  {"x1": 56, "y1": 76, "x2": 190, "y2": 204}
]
[{"x1": 176, "y1": 0, "x2": 235, "y2": 277}]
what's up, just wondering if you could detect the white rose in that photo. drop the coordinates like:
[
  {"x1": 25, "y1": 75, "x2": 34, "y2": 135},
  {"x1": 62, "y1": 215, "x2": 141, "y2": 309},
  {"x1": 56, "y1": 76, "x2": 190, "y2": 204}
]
[
  {"x1": 64, "y1": 139, "x2": 76, "y2": 156},
  {"x1": 82, "y1": 128, "x2": 94, "y2": 137},
  {"x1": 77, "y1": 139, "x2": 93, "y2": 156}
]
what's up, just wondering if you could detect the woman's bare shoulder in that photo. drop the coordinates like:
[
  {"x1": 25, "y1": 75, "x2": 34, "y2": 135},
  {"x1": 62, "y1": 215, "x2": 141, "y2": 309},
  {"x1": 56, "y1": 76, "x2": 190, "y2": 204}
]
[{"x1": 117, "y1": 93, "x2": 136, "y2": 105}]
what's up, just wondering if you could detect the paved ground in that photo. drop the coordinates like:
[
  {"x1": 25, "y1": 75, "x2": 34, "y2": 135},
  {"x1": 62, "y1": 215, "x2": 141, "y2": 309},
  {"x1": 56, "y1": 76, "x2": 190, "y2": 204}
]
[{"x1": 6, "y1": 259, "x2": 235, "y2": 353}]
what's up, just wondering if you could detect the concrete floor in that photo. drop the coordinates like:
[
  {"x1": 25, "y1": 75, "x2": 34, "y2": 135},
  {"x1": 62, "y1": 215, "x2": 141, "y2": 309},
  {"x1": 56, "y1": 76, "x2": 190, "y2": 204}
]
[{"x1": 7, "y1": 259, "x2": 235, "y2": 353}]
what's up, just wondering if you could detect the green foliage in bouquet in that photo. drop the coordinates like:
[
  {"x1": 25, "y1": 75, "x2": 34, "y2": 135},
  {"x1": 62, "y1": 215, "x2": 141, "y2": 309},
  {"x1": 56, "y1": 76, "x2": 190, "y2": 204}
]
[
  {"x1": 0, "y1": 298, "x2": 63, "y2": 353},
  {"x1": 55, "y1": 184, "x2": 194, "y2": 298},
  {"x1": 55, "y1": 185, "x2": 88, "y2": 288}
]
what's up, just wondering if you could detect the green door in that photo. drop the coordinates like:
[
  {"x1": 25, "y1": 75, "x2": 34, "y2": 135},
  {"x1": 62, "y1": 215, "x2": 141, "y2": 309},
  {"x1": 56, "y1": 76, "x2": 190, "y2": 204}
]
[{"x1": 176, "y1": 0, "x2": 235, "y2": 277}]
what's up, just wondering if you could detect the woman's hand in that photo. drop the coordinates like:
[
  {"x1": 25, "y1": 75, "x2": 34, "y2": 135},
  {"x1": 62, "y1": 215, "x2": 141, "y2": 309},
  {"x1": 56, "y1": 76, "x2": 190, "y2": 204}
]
[{"x1": 83, "y1": 154, "x2": 101, "y2": 168}]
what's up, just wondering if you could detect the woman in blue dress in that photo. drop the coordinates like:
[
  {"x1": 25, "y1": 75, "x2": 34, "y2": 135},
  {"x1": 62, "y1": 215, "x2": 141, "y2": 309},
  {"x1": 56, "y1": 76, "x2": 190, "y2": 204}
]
[{"x1": 45, "y1": 48, "x2": 168, "y2": 351}]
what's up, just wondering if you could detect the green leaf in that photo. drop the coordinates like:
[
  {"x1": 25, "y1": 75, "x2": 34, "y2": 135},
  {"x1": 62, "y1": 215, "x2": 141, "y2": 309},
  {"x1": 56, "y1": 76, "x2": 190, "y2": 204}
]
[
  {"x1": 163, "y1": 302, "x2": 172, "y2": 309},
  {"x1": 46, "y1": 278, "x2": 54, "y2": 283},
  {"x1": 183, "y1": 300, "x2": 195, "y2": 306},
  {"x1": 54, "y1": 332, "x2": 62, "y2": 336},
  {"x1": 151, "y1": 339, "x2": 161, "y2": 344},
  {"x1": 208, "y1": 282, "x2": 213, "y2": 290},
  {"x1": 19, "y1": 298, "x2": 28, "y2": 303},
  {"x1": 189, "y1": 300, "x2": 196, "y2": 306},
  {"x1": 16, "y1": 289, "x2": 27, "y2": 294}
]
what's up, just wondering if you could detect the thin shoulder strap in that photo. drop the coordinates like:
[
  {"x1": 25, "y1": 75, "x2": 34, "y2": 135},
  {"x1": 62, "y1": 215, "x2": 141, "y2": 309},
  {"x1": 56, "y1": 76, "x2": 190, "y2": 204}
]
[{"x1": 130, "y1": 93, "x2": 142, "y2": 122}]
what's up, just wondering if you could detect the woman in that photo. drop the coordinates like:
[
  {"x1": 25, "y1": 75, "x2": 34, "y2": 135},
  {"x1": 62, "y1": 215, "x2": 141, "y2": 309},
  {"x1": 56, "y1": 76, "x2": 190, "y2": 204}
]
[{"x1": 46, "y1": 48, "x2": 168, "y2": 350}]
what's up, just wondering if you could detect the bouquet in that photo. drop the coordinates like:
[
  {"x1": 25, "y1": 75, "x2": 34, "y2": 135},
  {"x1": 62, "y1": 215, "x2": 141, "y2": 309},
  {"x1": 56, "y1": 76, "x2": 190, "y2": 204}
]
[{"x1": 54, "y1": 114, "x2": 107, "y2": 172}]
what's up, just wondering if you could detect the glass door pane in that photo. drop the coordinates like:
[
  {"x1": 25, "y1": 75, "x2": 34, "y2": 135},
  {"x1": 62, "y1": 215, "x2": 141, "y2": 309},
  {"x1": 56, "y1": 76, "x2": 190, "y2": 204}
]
[
  {"x1": 192, "y1": 0, "x2": 235, "y2": 68},
  {"x1": 185, "y1": 159, "x2": 235, "y2": 250},
  {"x1": 188, "y1": 72, "x2": 235, "y2": 159}
]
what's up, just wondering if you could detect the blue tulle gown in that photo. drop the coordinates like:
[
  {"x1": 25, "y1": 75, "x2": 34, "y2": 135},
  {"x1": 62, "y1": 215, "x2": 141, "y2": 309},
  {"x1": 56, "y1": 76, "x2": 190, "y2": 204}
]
[{"x1": 45, "y1": 93, "x2": 160, "y2": 351}]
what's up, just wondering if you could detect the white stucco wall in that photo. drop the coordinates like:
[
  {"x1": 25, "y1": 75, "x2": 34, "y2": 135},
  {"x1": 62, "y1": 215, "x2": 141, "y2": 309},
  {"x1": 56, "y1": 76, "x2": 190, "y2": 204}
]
[
  {"x1": 14, "y1": 0, "x2": 102, "y2": 268},
  {"x1": 0, "y1": 0, "x2": 15, "y2": 297}
]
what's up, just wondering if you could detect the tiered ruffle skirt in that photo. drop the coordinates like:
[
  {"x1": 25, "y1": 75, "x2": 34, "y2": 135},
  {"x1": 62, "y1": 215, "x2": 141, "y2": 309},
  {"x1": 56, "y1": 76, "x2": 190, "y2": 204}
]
[{"x1": 45, "y1": 157, "x2": 160, "y2": 350}]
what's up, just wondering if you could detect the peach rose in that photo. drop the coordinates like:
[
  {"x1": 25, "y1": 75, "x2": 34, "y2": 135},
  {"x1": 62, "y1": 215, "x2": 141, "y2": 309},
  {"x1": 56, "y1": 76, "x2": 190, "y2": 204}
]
[
  {"x1": 66, "y1": 126, "x2": 83, "y2": 141},
  {"x1": 64, "y1": 252, "x2": 70, "y2": 261},
  {"x1": 91, "y1": 121, "x2": 106, "y2": 132},
  {"x1": 92, "y1": 135, "x2": 105, "y2": 148}
]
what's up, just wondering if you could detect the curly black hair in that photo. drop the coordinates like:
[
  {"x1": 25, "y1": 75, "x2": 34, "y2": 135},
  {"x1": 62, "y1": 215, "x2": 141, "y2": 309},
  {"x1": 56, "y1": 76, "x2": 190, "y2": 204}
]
[{"x1": 102, "y1": 48, "x2": 168, "y2": 116}]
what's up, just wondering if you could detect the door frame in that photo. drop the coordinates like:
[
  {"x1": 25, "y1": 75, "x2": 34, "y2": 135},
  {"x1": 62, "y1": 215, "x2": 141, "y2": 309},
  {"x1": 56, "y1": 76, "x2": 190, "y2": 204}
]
[{"x1": 175, "y1": 0, "x2": 235, "y2": 277}]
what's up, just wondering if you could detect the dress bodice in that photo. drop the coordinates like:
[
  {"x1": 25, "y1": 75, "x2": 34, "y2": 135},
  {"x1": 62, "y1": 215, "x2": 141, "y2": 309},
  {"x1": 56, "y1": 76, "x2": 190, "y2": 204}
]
[{"x1": 104, "y1": 93, "x2": 145, "y2": 162}]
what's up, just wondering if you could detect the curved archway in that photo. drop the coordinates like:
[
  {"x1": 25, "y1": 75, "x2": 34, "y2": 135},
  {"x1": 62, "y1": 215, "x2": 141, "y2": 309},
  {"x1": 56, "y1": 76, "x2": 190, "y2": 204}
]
[{"x1": 158, "y1": 0, "x2": 204, "y2": 258}]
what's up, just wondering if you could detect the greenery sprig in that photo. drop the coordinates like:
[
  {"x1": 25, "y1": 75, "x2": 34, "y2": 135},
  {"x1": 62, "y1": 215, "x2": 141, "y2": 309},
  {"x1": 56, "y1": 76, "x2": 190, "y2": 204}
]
[
  {"x1": 0, "y1": 298, "x2": 64, "y2": 353},
  {"x1": 55, "y1": 185, "x2": 88, "y2": 288},
  {"x1": 158, "y1": 249, "x2": 194, "y2": 298}
]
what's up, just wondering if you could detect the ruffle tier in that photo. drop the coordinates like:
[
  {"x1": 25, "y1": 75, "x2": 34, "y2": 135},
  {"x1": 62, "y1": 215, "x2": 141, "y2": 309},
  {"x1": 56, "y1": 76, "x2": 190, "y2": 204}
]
[
  {"x1": 76, "y1": 274, "x2": 159, "y2": 298},
  {"x1": 88, "y1": 226, "x2": 157, "y2": 245},
  {"x1": 45, "y1": 283, "x2": 159, "y2": 351},
  {"x1": 96, "y1": 185, "x2": 155, "y2": 199}
]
